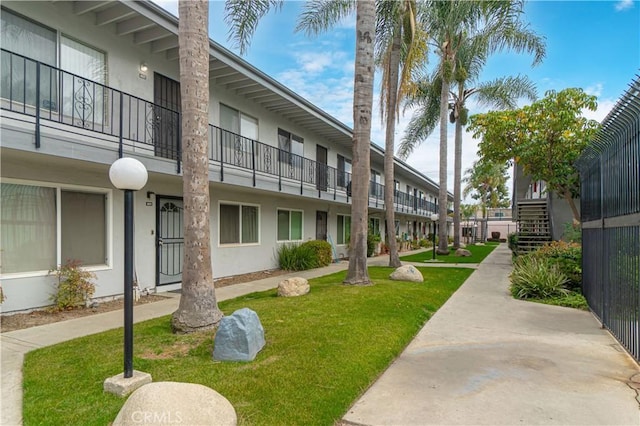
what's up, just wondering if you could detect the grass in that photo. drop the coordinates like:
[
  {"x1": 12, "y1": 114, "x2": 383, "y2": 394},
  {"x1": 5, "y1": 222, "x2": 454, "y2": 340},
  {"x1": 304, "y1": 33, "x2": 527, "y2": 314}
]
[
  {"x1": 400, "y1": 241, "x2": 499, "y2": 264},
  {"x1": 22, "y1": 266, "x2": 473, "y2": 426},
  {"x1": 524, "y1": 292, "x2": 589, "y2": 310}
]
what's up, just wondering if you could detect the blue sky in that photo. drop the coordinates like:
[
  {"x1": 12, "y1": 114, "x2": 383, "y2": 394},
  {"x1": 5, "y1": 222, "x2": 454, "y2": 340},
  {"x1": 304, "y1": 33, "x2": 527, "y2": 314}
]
[{"x1": 154, "y1": 0, "x2": 639, "y2": 194}]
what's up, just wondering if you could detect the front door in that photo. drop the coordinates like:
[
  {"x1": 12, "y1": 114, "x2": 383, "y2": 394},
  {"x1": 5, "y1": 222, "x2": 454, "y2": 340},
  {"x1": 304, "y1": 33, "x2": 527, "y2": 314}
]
[
  {"x1": 153, "y1": 73, "x2": 181, "y2": 160},
  {"x1": 156, "y1": 196, "x2": 184, "y2": 286},
  {"x1": 316, "y1": 145, "x2": 328, "y2": 191},
  {"x1": 316, "y1": 211, "x2": 328, "y2": 240}
]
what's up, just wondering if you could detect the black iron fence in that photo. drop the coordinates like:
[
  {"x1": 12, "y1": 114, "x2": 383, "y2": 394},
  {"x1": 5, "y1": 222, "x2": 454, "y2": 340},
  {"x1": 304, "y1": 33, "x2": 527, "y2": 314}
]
[
  {"x1": 1, "y1": 48, "x2": 437, "y2": 217},
  {"x1": 577, "y1": 73, "x2": 640, "y2": 362}
]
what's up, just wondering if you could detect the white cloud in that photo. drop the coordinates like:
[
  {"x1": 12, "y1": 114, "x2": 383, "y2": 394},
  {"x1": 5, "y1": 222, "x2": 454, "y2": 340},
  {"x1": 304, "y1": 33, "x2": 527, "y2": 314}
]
[
  {"x1": 584, "y1": 83, "x2": 604, "y2": 97},
  {"x1": 615, "y1": 0, "x2": 635, "y2": 11}
]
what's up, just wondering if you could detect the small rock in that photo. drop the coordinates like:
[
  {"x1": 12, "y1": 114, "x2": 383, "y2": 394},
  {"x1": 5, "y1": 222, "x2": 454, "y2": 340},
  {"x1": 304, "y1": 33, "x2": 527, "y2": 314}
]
[
  {"x1": 213, "y1": 308, "x2": 265, "y2": 362},
  {"x1": 455, "y1": 248, "x2": 472, "y2": 257},
  {"x1": 389, "y1": 265, "x2": 424, "y2": 283},
  {"x1": 277, "y1": 277, "x2": 310, "y2": 297},
  {"x1": 475, "y1": 242, "x2": 485, "y2": 246},
  {"x1": 112, "y1": 382, "x2": 236, "y2": 426}
]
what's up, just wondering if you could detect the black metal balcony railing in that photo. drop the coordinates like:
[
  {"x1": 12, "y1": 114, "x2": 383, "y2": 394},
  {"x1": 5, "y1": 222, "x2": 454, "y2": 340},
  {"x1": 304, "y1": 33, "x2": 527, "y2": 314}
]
[{"x1": 0, "y1": 49, "x2": 437, "y2": 216}]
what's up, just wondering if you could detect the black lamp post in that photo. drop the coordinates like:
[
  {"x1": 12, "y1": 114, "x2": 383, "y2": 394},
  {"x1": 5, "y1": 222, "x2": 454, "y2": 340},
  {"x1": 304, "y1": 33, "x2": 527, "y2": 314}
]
[
  {"x1": 109, "y1": 157, "x2": 148, "y2": 378},
  {"x1": 431, "y1": 213, "x2": 438, "y2": 260}
]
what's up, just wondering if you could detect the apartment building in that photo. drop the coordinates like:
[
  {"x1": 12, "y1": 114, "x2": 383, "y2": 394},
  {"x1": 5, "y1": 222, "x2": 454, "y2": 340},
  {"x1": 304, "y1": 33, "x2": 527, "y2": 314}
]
[{"x1": 0, "y1": 0, "x2": 449, "y2": 312}]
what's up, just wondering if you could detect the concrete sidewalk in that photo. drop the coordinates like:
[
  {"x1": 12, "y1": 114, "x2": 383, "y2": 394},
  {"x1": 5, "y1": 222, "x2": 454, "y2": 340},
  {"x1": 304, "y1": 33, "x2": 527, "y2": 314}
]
[{"x1": 344, "y1": 244, "x2": 640, "y2": 425}]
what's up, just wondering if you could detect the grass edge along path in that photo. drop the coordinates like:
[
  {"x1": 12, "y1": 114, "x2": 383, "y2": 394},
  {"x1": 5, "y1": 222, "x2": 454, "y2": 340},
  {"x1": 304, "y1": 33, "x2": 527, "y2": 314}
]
[
  {"x1": 400, "y1": 242, "x2": 499, "y2": 264},
  {"x1": 23, "y1": 266, "x2": 473, "y2": 426}
]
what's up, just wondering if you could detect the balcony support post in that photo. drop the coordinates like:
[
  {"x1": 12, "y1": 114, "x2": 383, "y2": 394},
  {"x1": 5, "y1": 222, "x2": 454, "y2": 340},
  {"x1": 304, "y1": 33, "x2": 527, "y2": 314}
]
[
  {"x1": 35, "y1": 62, "x2": 41, "y2": 149},
  {"x1": 176, "y1": 113, "x2": 181, "y2": 174},
  {"x1": 118, "y1": 92, "x2": 124, "y2": 158},
  {"x1": 252, "y1": 139, "x2": 256, "y2": 187},
  {"x1": 278, "y1": 155, "x2": 282, "y2": 191},
  {"x1": 220, "y1": 127, "x2": 224, "y2": 182}
]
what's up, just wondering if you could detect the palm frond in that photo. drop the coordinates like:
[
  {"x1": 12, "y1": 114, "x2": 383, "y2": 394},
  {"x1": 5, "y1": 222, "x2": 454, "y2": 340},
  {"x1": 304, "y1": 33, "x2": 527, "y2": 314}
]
[
  {"x1": 295, "y1": 0, "x2": 355, "y2": 36},
  {"x1": 473, "y1": 75, "x2": 537, "y2": 109},
  {"x1": 224, "y1": 0, "x2": 283, "y2": 55},
  {"x1": 397, "y1": 95, "x2": 439, "y2": 159}
]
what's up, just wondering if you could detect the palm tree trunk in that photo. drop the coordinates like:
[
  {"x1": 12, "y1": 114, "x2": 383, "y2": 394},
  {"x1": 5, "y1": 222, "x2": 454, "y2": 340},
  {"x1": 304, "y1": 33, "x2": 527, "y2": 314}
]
[
  {"x1": 344, "y1": 0, "x2": 374, "y2": 285},
  {"x1": 172, "y1": 0, "x2": 223, "y2": 333},
  {"x1": 453, "y1": 110, "x2": 462, "y2": 249},
  {"x1": 384, "y1": 31, "x2": 402, "y2": 268},
  {"x1": 437, "y1": 71, "x2": 450, "y2": 255}
]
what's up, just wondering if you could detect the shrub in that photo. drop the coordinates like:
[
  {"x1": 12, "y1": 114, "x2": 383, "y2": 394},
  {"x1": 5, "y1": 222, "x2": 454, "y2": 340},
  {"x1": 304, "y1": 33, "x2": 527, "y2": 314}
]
[
  {"x1": 530, "y1": 241, "x2": 582, "y2": 291},
  {"x1": 300, "y1": 240, "x2": 333, "y2": 267},
  {"x1": 277, "y1": 243, "x2": 317, "y2": 271},
  {"x1": 367, "y1": 234, "x2": 381, "y2": 257},
  {"x1": 510, "y1": 256, "x2": 569, "y2": 299},
  {"x1": 562, "y1": 221, "x2": 581, "y2": 243},
  {"x1": 418, "y1": 238, "x2": 431, "y2": 248},
  {"x1": 507, "y1": 232, "x2": 518, "y2": 253},
  {"x1": 49, "y1": 260, "x2": 96, "y2": 311}
]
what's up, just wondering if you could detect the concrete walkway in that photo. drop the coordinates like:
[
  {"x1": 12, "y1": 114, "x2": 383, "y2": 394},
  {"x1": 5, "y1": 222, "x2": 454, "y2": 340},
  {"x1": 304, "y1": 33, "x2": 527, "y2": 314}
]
[
  {"x1": 344, "y1": 244, "x2": 640, "y2": 425},
  {"x1": 3, "y1": 245, "x2": 638, "y2": 425}
]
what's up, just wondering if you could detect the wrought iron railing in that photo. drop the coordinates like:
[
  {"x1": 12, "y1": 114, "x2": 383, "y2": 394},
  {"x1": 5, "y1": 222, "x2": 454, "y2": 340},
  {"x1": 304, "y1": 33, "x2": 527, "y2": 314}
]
[
  {"x1": 577, "y1": 73, "x2": 640, "y2": 362},
  {"x1": 1, "y1": 48, "x2": 438, "y2": 217},
  {"x1": 1, "y1": 49, "x2": 182, "y2": 165}
]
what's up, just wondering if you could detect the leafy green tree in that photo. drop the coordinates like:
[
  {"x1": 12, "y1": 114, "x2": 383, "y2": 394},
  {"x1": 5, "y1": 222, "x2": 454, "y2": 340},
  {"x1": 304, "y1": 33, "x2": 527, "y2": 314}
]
[
  {"x1": 468, "y1": 88, "x2": 600, "y2": 222},
  {"x1": 400, "y1": 0, "x2": 544, "y2": 250}
]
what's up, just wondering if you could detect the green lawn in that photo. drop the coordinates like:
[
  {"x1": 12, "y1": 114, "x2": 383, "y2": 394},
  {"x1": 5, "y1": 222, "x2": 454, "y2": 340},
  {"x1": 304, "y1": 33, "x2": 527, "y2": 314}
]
[
  {"x1": 400, "y1": 242, "x2": 499, "y2": 264},
  {"x1": 23, "y1": 266, "x2": 473, "y2": 426}
]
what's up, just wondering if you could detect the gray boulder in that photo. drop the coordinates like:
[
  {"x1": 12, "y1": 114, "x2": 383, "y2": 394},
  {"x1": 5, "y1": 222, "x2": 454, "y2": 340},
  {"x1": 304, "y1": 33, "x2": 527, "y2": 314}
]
[
  {"x1": 213, "y1": 308, "x2": 265, "y2": 361},
  {"x1": 112, "y1": 382, "x2": 236, "y2": 426},
  {"x1": 277, "y1": 277, "x2": 310, "y2": 297},
  {"x1": 389, "y1": 265, "x2": 424, "y2": 283},
  {"x1": 455, "y1": 248, "x2": 472, "y2": 257}
]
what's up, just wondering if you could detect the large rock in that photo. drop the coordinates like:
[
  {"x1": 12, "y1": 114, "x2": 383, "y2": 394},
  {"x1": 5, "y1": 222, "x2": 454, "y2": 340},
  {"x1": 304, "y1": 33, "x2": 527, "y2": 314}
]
[
  {"x1": 389, "y1": 265, "x2": 424, "y2": 283},
  {"x1": 277, "y1": 277, "x2": 310, "y2": 297},
  {"x1": 112, "y1": 382, "x2": 236, "y2": 426},
  {"x1": 213, "y1": 308, "x2": 265, "y2": 361},
  {"x1": 455, "y1": 248, "x2": 472, "y2": 257}
]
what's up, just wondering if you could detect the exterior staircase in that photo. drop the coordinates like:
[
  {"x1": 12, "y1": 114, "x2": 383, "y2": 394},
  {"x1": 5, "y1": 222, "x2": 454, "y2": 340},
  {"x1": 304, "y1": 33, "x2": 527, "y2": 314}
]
[{"x1": 516, "y1": 199, "x2": 551, "y2": 254}]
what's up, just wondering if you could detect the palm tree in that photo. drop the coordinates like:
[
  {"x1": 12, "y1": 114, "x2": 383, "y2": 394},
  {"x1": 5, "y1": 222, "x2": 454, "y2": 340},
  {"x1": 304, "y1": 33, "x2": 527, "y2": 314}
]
[
  {"x1": 296, "y1": 1, "x2": 375, "y2": 284},
  {"x1": 376, "y1": 0, "x2": 427, "y2": 267},
  {"x1": 400, "y1": 0, "x2": 545, "y2": 252},
  {"x1": 463, "y1": 159, "x2": 510, "y2": 240},
  {"x1": 172, "y1": 0, "x2": 224, "y2": 333},
  {"x1": 343, "y1": 0, "x2": 376, "y2": 284}
]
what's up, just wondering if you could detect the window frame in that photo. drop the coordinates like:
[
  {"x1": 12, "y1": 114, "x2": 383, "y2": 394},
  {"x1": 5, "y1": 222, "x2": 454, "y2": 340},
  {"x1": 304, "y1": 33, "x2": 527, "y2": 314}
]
[
  {"x1": 368, "y1": 217, "x2": 380, "y2": 237},
  {"x1": 337, "y1": 154, "x2": 352, "y2": 189},
  {"x1": 276, "y1": 208, "x2": 304, "y2": 243},
  {"x1": 337, "y1": 214, "x2": 351, "y2": 245},
  {"x1": 0, "y1": 178, "x2": 112, "y2": 279},
  {"x1": 218, "y1": 201, "x2": 261, "y2": 247}
]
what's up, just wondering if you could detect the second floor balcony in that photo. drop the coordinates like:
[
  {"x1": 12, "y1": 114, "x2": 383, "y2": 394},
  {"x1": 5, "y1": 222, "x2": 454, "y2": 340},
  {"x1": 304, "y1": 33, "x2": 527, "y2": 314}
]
[{"x1": 0, "y1": 49, "x2": 438, "y2": 217}]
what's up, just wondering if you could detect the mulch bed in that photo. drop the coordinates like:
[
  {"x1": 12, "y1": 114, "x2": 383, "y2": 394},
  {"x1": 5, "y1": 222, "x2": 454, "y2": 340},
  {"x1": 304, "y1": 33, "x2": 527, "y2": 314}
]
[{"x1": 1, "y1": 269, "x2": 289, "y2": 333}]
